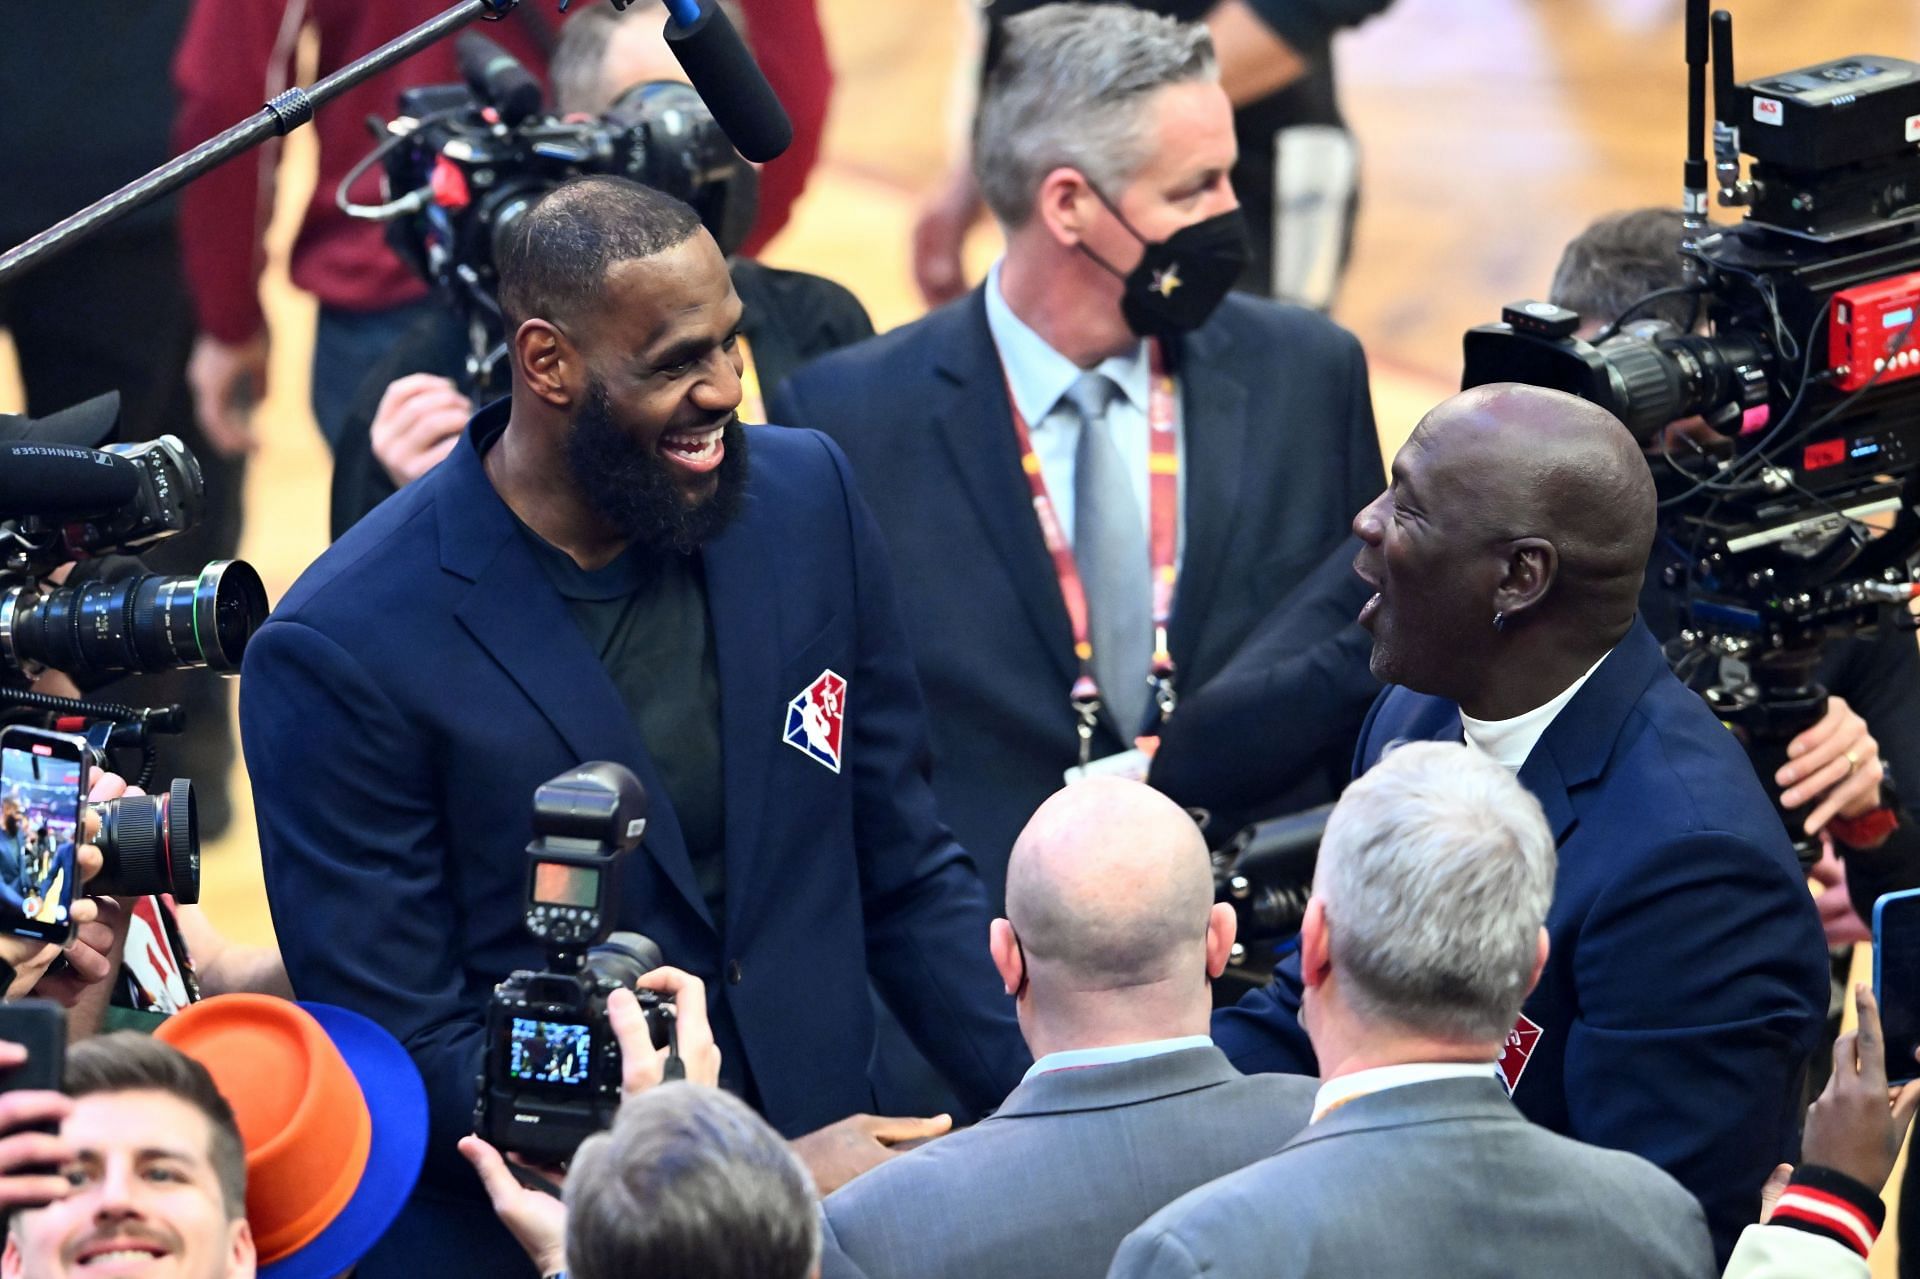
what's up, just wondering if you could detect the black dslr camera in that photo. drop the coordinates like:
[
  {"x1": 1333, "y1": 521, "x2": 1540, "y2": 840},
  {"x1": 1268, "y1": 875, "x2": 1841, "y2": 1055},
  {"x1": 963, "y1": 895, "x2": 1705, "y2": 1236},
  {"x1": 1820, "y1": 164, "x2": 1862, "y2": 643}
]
[
  {"x1": 344, "y1": 31, "x2": 756, "y2": 397},
  {"x1": 475, "y1": 762, "x2": 676, "y2": 1163},
  {"x1": 0, "y1": 393, "x2": 266, "y2": 681},
  {"x1": 1461, "y1": 12, "x2": 1920, "y2": 859}
]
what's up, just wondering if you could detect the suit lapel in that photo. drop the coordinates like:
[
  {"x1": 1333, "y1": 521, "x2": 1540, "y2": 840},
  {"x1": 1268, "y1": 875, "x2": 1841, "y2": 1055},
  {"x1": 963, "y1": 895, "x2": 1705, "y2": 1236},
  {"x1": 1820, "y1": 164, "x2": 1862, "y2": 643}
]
[
  {"x1": 1166, "y1": 324, "x2": 1249, "y2": 670},
  {"x1": 699, "y1": 495, "x2": 782, "y2": 940},
  {"x1": 437, "y1": 426, "x2": 715, "y2": 930},
  {"x1": 931, "y1": 292, "x2": 1077, "y2": 685},
  {"x1": 1517, "y1": 621, "x2": 1670, "y2": 846}
]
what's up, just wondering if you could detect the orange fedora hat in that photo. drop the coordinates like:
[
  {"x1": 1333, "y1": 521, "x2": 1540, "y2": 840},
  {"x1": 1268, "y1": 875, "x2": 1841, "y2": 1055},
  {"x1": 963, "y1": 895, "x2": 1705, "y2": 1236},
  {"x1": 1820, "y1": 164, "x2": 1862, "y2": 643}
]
[{"x1": 157, "y1": 994, "x2": 427, "y2": 1279}]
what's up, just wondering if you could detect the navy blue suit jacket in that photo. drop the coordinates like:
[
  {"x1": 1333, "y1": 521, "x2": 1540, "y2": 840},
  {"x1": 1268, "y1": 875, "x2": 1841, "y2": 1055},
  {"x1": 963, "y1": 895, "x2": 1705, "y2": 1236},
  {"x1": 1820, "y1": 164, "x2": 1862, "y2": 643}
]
[
  {"x1": 1213, "y1": 621, "x2": 1829, "y2": 1262},
  {"x1": 770, "y1": 289, "x2": 1382, "y2": 900},
  {"x1": 242, "y1": 408, "x2": 1028, "y2": 1275}
]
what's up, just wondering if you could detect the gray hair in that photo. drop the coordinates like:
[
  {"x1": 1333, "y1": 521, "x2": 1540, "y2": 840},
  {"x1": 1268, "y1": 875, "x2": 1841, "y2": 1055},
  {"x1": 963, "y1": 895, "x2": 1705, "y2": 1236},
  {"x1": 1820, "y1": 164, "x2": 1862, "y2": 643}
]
[
  {"x1": 551, "y1": 0, "x2": 748, "y2": 116},
  {"x1": 974, "y1": 3, "x2": 1217, "y2": 229},
  {"x1": 1315, "y1": 742, "x2": 1556, "y2": 1042},
  {"x1": 566, "y1": 1083, "x2": 820, "y2": 1279},
  {"x1": 1550, "y1": 207, "x2": 1699, "y2": 332}
]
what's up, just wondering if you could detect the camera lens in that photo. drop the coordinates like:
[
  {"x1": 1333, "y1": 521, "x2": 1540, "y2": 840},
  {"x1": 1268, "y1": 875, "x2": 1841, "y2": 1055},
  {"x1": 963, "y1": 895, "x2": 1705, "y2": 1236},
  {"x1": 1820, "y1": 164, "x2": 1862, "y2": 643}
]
[
  {"x1": 91, "y1": 778, "x2": 199, "y2": 902},
  {"x1": 0, "y1": 560, "x2": 267, "y2": 676},
  {"x1": 584, "y1": 930, "x2": 663, "y2": 991}
]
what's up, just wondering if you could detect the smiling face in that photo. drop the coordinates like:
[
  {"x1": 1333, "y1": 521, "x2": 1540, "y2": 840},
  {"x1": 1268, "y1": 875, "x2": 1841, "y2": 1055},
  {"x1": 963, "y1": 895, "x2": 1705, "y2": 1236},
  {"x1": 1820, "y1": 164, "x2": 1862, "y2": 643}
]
[
  {"x1": 3, "y1": 1091, "x2": 252, "y2": 1279},
  {"x1": 555, "y1": 232, "x2": 751, "y2": 550},
  {"x1": 1350, "y1": 422, "x2": 1508, "y2": 700}
]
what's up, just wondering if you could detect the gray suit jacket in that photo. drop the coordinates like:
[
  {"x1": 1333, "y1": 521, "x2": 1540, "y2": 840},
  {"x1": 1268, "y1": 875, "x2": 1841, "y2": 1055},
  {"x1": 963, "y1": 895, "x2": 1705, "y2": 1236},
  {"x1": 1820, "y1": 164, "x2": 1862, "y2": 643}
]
[
  {"x1": 1108, "y1": 1077, "x2": 1717, "y2": 1279},
  {"x1": 819, "y1": 1045, "x2": 1315, "y2": 1279}
]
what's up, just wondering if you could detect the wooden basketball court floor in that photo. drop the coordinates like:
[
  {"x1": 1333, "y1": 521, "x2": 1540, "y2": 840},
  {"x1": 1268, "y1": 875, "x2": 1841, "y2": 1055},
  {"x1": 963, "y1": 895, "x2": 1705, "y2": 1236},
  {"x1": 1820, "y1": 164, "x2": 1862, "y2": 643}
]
[{"x1": 4, "y1": 0, "x2": 1919, "y2": 1265}]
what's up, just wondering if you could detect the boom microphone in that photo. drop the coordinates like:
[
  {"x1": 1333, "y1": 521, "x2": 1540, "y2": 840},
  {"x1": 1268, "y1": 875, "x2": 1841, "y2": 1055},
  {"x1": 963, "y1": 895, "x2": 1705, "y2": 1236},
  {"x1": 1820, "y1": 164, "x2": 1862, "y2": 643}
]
[
  {"x1": 456, "y1": 30, "x2": 544, "y2": 127},
  {"x1": 662, "y1": 0, "x2": 794, "y2": 164},
  {"x1": 0, "y1": 443, "x2": 142, "y2": 517}
]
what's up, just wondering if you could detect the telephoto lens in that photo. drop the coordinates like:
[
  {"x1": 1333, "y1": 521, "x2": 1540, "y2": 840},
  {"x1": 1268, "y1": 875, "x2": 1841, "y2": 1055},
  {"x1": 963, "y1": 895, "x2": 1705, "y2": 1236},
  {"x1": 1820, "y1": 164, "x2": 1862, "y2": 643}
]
[
  {"x1": 90, "y1": 778, "x2": 199, "y2": 901},
  {"x1": 0, "y1": 560, "x2": 268, "y2": 677}
]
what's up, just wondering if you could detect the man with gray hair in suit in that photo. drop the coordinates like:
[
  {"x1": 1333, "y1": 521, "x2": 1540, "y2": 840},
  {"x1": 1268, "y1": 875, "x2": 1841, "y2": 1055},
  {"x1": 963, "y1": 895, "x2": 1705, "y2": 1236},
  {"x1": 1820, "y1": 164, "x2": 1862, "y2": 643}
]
[
  {"x1": 1109, "y1": 742, "x2": 1716, "y2": 1279},
  {"x1": 818, "y1": 777, "x2": 1315, "y2": 1279}
]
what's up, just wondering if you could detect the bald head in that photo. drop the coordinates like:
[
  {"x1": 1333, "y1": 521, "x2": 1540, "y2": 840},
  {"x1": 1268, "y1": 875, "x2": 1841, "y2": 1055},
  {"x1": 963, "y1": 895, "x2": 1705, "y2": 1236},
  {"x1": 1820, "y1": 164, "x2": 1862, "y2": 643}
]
[
  {"x1": 1006, "y1": 779, "x2": 1213, "y2": 991},
  {"x1": 1414, "y1": 383, "x2": 1655, "y2": 603}
]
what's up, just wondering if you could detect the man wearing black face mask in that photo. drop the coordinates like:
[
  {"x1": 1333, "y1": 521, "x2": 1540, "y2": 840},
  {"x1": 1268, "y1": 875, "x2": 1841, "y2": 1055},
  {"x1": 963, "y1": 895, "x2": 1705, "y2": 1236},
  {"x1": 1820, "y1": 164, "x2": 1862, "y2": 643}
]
[{"x1": 772, "y1": 3, "x2": 1383, "y2": 914}]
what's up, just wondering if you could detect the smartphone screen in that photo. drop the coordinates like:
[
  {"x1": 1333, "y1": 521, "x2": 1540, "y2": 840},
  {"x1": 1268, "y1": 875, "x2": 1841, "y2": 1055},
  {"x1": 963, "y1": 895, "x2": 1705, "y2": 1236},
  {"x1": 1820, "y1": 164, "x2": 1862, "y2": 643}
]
[
  {"x1": 1875, "y1": 888, "x2": 1920, "y2": 1085},
  {"x1": 0, "y1": 729, "x2": 86, "y2": 946}
]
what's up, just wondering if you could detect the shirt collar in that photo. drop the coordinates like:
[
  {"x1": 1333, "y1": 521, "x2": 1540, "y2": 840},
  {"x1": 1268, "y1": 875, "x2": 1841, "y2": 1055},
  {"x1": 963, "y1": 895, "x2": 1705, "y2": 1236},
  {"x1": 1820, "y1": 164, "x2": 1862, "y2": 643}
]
[
  {"x1": 983, "y1": 260, "x2": 1152, "y2": 426},
  {"x1": 1023, "y1": 1034, "x2": 1214, "y2": 1082},
  {"x1": 1458, "y1": 646, "x2": 1614, "y2": 772},
  {"x1": 1311, "y1": 1060, "x2": 1500, "y2": 1123}
]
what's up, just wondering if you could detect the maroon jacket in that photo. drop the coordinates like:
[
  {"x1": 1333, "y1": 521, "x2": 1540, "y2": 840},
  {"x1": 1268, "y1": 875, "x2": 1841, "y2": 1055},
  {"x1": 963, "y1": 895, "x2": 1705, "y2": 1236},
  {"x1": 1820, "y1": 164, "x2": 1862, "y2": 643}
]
[{"x1": 171, "y1": 0, "x2": 830, "y2": 344}]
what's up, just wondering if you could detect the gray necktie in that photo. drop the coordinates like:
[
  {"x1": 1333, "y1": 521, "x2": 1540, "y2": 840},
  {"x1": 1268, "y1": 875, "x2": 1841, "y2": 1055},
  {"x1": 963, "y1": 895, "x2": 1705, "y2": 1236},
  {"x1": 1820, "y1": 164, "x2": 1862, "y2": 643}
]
[{"x1": 1067, "y1": 371, "x2": 1151, "y2": 737}]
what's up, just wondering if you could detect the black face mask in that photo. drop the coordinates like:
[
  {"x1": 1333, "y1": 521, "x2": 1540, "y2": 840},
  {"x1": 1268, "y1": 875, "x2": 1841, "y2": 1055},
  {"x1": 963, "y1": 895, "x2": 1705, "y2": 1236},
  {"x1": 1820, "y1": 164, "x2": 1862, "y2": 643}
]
[{"x1": 1078, "y1": 190, "x2": 1252, "y2": 338}]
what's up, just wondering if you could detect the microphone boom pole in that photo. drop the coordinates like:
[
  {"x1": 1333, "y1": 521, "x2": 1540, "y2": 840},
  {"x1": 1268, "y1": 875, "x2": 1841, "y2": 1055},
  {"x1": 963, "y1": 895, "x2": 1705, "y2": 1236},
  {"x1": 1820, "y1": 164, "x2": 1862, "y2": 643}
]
[{"x1": 0, "y1": 0, "x2": 518, "y2": 287}]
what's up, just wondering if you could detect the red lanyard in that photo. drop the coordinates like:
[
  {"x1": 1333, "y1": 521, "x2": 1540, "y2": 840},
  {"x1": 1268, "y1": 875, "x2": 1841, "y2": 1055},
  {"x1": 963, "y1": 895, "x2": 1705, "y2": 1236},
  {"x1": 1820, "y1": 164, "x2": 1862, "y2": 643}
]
[{"x1": 1002, "y1": 340, "x2": 1181, "y2": 761}]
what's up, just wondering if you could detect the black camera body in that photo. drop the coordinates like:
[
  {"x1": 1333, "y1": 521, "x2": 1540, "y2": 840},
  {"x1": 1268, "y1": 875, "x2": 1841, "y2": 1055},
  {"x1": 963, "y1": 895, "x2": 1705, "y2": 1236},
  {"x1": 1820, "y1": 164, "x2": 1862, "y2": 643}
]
[
  {"x1": 475, "y1": 762, "x2": 674, "y2": 1164},
  {"x1": 0, "y1": 401, "x2": 266, "y2": 681},
  {"x1": 1461, "y1": 28, "x2": 1920, "y2": 860},
  {"x1": 12, "y1": 434, "x2": 204, "y2": 565},
  {"x1": 355, "y1": 34, "x2": 754, "y2": 396}
]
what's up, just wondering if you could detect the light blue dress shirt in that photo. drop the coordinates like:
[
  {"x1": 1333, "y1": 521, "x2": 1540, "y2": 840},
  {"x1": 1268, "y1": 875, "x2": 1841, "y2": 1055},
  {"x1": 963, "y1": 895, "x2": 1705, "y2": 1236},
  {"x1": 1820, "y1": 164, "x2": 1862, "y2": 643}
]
[
  {"x1": 982, "y1": 261, "x2": 1185, "y2": 554},
  {"x1": 1023, "y1": 1034, "x2": 1215, "y2": 1082}
]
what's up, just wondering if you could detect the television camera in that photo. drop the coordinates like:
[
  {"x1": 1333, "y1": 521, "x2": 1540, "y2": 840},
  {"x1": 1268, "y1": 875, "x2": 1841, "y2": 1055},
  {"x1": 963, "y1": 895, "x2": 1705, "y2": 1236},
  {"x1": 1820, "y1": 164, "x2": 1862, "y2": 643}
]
[
  {"x1": 341, "y1": 31, "x2": 757, "y2": 397},
  {"x1": 1462, "y1": 4, "x2": 1920, "y2": 860}
]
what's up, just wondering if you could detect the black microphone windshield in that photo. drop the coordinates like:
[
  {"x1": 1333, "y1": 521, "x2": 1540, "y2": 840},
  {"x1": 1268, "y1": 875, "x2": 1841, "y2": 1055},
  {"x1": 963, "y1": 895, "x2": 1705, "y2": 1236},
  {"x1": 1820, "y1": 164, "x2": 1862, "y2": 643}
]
[
  {"x1": 664, "y1": 3, "x2": 794, "y2": 164},
  {"x1": 456, "y1": 30, "x2": 543, "y2": 127},
  {"x1": 0, "y1": 442, "x2": 142, "y2": 518}
]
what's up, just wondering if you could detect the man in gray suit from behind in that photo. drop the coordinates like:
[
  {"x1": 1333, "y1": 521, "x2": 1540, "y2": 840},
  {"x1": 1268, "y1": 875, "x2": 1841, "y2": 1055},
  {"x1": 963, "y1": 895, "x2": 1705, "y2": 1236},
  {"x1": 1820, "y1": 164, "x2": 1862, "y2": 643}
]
[
  {"x1": 818, "y1": 777, "x2": 1316, "y2": 1279},
  {"x1": 1109, "y1": 742, "x2": 1718, "y2": 1279}
]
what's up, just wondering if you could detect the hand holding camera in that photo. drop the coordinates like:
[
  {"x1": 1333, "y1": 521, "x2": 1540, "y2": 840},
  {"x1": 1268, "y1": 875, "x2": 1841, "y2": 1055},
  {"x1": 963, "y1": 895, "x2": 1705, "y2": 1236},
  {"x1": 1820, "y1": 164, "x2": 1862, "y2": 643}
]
[{"x1": 618, "y1": 966, "x2": 720, "y2": 1094}]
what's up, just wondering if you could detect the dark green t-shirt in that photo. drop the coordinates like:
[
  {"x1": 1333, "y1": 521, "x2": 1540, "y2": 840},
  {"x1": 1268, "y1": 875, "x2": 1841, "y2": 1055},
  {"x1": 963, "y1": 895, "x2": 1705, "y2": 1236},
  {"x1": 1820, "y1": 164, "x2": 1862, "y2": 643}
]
[{"x1": 515, "y1": 523, "x2": 728, "y2": 926}]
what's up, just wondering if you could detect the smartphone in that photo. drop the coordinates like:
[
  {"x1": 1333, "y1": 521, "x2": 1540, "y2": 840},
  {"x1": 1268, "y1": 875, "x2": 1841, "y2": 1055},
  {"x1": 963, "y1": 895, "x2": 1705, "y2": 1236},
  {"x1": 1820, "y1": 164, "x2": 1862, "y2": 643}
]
[
  {"x1": 0, "y1": 1001, "x2": 65, "y2": 1095},
  {"x1": 1873, "y1": 887, "x2": 1920, "y2": 1085},
  {"x1": 0, "y1": 727, "x2": 87, "y2": 947},
  {"x1": 0, "y1": 1001, "x2": 67, "y2": 1178}
]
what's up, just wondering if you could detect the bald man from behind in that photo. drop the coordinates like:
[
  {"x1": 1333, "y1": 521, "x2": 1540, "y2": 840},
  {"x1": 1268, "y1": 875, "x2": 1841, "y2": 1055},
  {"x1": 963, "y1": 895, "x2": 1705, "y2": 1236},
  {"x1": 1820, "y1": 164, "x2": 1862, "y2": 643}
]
[
  {"x1": 817, "y1": 778, "x2": 1315, "y2": 1279},
  {"x1": 1213, "y1": 384, "x2": 1828, "y2": 1264}
]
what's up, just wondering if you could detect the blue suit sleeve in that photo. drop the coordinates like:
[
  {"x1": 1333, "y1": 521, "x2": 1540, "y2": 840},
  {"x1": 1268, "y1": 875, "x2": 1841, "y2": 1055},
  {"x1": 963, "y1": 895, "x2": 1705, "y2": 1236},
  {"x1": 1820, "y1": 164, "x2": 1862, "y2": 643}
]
[
  {"x1": 1211, "y1": 950, "x2": 1319, "y2": 1076},
  {"x1": 1207, "y1": 684, "x2": 1402, "y2": 1076},
  {"x1": 1341, "y1": 332, "x2": 1386, "y2": 521},
  {"x1": 820, "y1": 436, "x2": 1032, "y2": 1109},
  {"x1": 241, "y1": 620, "x2": 483, "y2": 1190},
  {"x1": 1565, "y1": 830, "x2": 1828, "y2": 1263},
  {"x1": 1148, "y1": 537, "x2": 1377, "y2": 813}
]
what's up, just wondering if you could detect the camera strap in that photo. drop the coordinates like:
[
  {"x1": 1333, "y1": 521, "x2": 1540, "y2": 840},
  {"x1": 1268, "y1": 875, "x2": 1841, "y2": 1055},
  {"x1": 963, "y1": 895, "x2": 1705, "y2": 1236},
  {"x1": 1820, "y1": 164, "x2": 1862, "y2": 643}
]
[
  {"x1": 661, "y1": 1015, "x2": 686, "y2": 1083},
  {"x1": 1000, "y1": 339, "x2": 1180, "y2": 769}
]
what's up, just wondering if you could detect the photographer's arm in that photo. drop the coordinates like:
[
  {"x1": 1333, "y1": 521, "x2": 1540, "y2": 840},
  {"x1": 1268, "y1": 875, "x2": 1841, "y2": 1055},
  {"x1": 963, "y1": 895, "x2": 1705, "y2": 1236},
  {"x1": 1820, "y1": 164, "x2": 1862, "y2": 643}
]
[
  {"x1": 1821, "y1": 625, "x2": 1920, "y2": 915},
  {"x1": 456, "y1": 967, "x2": 725, "y2": 1278},
  {"x1": 241, "y1": 620, "x2": 484, "y2": 1187},
  {"x1": 172, "y1": 0, "x2": 296, "y2": 455},
  {"x1": 1208, "y1": 0, "x2": 1395, "y2": 105},
  {"x1": 174, "y1": 905, "x2": 292, "y2": 1000}
]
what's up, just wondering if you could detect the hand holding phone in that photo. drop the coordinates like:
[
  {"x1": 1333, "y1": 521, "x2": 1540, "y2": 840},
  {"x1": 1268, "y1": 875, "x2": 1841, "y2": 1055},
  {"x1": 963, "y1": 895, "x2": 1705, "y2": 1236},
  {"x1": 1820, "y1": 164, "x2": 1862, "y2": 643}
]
[
  {"x1": 1803, "y1": 982, "x2": 1920, "y2": 1194},
  {"x1": 0, "y1": 1002, "x2": 74, "y2": 1209},
  {"x1": 1873, "y1": 887, "x2": 1920, "y2": 1085},
  {"x1": 0, "y1": 728, "x2": 88, "y2": 949}
]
